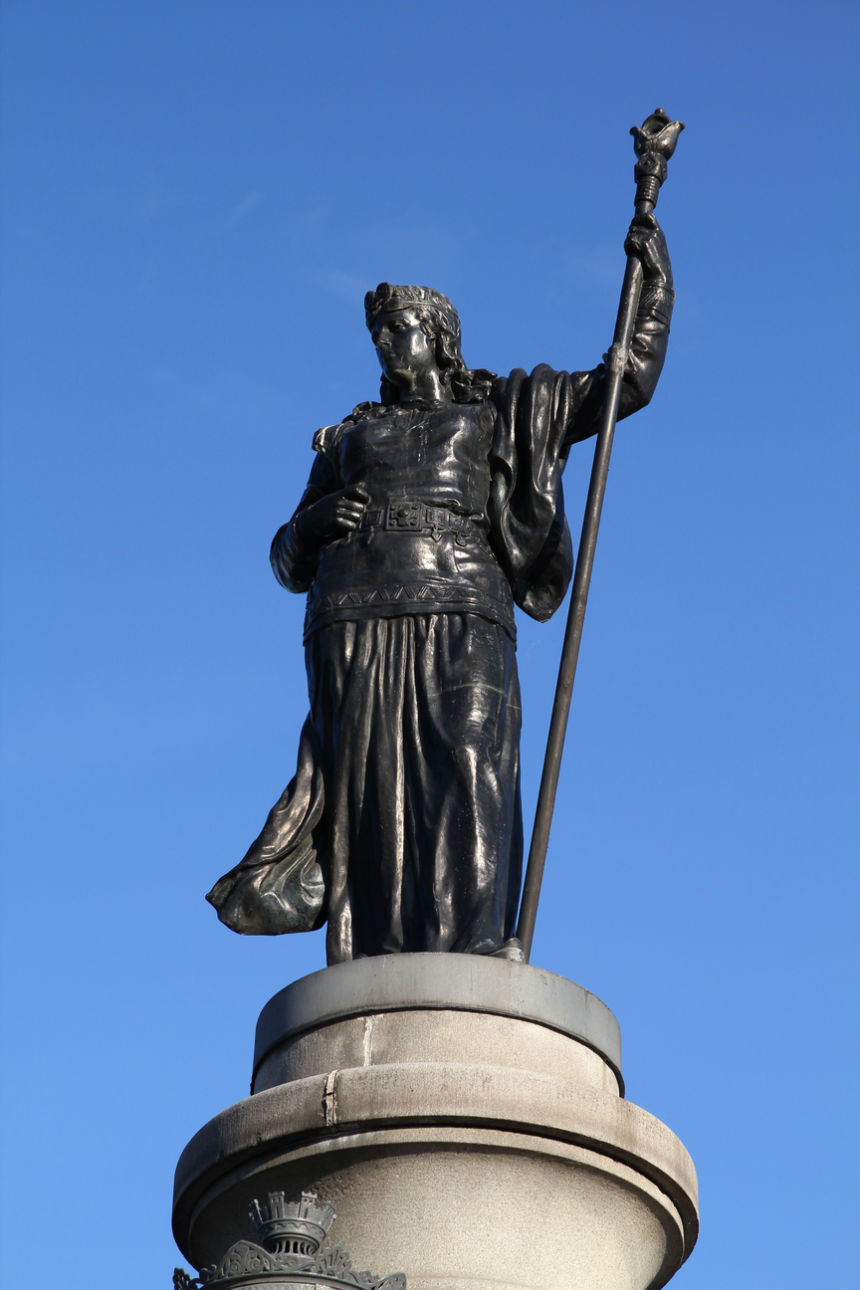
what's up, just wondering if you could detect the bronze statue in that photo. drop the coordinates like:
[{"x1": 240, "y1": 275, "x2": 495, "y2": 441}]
[{"x1": 207, "y1": 114, "x2": 680, "y2": 966}]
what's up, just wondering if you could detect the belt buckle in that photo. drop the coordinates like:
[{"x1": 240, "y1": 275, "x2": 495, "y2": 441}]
[{"x1": 385, "y1": 501, "x2": 421, "y2": 531}]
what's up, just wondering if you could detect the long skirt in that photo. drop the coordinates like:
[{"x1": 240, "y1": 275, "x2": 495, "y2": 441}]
[
  {"x1": 310, "y1": 613, "x2": 523, "y2": 962},
  {"x1": 207, "y1": 612, "x2": 523, "y2": 964}
]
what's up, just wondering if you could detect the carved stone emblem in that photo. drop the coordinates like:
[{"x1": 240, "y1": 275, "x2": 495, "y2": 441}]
[{"x1": 173, "y1": 1191, "x2": 406, "y2": 1289}]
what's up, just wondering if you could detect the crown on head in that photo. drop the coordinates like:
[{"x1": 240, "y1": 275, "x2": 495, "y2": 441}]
[
  {"x1": 364, "y1": 282, "x2": 460, "y2": 341},
  {"x1": 248, "y1": 1190, "x2": 336, "y2": 1257}
]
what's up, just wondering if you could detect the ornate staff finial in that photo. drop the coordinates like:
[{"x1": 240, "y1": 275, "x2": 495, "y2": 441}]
[{"x1": 630, "y1": 107, "x2": 685, "y2": 211}]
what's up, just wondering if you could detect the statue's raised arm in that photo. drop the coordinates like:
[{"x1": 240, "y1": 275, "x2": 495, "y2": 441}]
[{"x1": 562, "y1": 213, "x2": 674, "y2": 448}]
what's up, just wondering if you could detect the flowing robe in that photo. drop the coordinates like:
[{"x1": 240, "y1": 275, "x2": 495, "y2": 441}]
[{"x1": 207, "y1": 295, "x2": 672, "y2": 963}]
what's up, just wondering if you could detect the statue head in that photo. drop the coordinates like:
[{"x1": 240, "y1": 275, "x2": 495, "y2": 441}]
[{"x1": 365, "y1": 283, "x2": 467, "y2": 404}]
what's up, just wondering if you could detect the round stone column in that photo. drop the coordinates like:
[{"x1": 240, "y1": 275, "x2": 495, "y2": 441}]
[{"x1": 173, "y1": 955, "x2": 698, "y2": 1289}]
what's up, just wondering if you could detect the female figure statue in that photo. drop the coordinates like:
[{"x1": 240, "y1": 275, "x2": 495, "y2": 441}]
[{"x1": 208, "y1": 215, "x2": 674, "y2": 965}]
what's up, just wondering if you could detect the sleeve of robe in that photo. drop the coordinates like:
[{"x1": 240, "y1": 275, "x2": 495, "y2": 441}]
[
  {"x1": 489, "y1": 278, "x2": 673, "y2": 622},
  {"x1": 269, "y1": 423, "x2": 344, "y2": 592}
]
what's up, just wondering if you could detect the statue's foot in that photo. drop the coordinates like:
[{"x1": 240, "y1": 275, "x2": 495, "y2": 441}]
[{"x1": 490, "y1": 936, "x2": 525, "y2": 962}]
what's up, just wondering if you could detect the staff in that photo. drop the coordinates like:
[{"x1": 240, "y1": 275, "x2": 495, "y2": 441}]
[{"x1": 517, "y1": 109, "x2": 684, "y2": 962}]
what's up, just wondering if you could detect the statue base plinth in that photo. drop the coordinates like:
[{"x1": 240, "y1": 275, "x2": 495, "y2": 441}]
[{"x1": 173, "y1": 955, "x2": 697, "y2": 1289}]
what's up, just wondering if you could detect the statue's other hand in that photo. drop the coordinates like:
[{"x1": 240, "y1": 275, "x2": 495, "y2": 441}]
[
  {"x1": 297, "y1": 485, "x2": 370, "y2": 546},
  {"x1": 624, "y1": 213, "x2": 672, "y2": 287}
]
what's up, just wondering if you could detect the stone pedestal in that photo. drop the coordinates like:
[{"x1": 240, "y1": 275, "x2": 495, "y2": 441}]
[{"x1": 174, "y1": 955, "x2": 698, "y2": 1289}]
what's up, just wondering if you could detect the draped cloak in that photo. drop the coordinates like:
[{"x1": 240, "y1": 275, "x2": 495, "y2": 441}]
[{"x1": 207, "y1": 303, "x2": 671, "y2": 960}]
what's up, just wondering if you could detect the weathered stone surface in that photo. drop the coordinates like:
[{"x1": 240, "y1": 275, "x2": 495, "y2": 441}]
[
  {"x1": 174, "y1": 958, "x2": 697, "y2": 1289},
  {"x1": 252, "y1": 954, "x2": 622, "y2": 1095}
]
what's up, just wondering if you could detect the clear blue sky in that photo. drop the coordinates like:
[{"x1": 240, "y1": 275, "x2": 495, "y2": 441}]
[{"x1": 1, "y1": 2, "x2": 857, "y2": 1286}]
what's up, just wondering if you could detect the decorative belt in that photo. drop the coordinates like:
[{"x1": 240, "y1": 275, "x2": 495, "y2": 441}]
[{"x1": 359, "y1": 501, "x2": 477, "y2": 542}]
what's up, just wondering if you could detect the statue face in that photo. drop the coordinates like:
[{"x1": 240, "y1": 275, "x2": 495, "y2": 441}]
[{"x1": 371, "y1": 307, "x2": 437, "y2": 388}]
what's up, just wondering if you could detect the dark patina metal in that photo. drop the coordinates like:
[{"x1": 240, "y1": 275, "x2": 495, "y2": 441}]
[{"x1": 206, "y1": 112, "x2": 681, "y2": 965}]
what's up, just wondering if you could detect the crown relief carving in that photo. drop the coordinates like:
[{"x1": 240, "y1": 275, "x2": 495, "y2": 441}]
[{"x1": 173, "y1": 1191, "x2": 406, "y2": 1290}]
